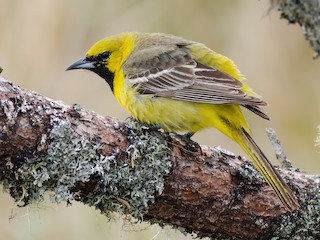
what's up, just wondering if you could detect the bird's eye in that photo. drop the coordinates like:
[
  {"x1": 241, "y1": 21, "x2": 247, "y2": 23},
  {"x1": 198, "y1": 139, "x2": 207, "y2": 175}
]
[{"x1": 99, "y1": 51, "x2": 111, "y2": 60}]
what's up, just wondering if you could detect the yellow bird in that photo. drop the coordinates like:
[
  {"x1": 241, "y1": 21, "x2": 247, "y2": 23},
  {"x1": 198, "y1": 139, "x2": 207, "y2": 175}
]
[{"x1": 67, "y1": 32, "x2": 300, "y2": 211}]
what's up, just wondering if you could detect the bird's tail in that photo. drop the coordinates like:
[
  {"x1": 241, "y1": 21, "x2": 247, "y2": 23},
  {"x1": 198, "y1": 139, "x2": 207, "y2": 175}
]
[{"x1": 234, "y1": 128, "x2": 300, "y2": 211}]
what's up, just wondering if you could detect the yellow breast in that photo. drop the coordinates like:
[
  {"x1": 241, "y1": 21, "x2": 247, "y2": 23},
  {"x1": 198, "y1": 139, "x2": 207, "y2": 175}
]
[{"x1": 114, "y1": 76, "x2": 216, "y2": 132}]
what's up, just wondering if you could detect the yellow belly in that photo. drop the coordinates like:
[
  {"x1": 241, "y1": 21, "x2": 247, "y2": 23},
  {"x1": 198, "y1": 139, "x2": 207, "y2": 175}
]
[{"x1": 127, "y1": 95, "x2": 213, "y2": 132}]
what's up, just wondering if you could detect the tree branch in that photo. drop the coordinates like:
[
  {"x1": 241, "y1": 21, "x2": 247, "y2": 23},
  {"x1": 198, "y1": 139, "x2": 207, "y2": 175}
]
[
  {"x1": 274, "y1": 0, "x2": 320, "y2": 58},
  {"x1": 0, "y1": 76, "x2": 319, "y2": 239}
]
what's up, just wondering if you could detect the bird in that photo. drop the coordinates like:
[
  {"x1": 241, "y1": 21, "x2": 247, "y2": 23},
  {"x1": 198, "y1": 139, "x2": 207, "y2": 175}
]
[{"x1": 67, "y1": 32, "x2": 300, "y2": 211}]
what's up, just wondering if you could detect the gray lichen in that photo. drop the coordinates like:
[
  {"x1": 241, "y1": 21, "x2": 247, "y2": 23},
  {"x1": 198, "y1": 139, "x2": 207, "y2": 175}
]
[
  {"x1": 5, "y1": 116, "x2": 106, "y2": 205},
  {"x1": 2, "y1": 115, "x2": 172, "y2": 220},
  {"x1": 118, "y1": 119, "x2": 172, "y2": 218},
  {"x1": 271, "y1": 189, "x2": 320, "y2": 239},
  {"x1": 76, "y1": 118, "x2": 172, "y2": 219}
]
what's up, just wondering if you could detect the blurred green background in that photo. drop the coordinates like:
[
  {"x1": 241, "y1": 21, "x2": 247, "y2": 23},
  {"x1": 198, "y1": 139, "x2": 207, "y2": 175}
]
[{"x1": 0, "y1": 0, "x2": 319, "y2": 239}]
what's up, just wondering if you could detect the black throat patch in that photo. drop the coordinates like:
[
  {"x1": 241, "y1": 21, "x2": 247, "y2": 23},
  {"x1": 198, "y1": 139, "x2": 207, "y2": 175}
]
[{"x1": 91, "y1": 65, "x2": 115, "y2": 92}]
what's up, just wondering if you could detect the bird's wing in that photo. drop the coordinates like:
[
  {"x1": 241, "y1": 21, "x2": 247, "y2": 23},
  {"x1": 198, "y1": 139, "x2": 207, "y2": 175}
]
[{"x1": 125, "y1": 47, "x2": 266, "y2": 107}]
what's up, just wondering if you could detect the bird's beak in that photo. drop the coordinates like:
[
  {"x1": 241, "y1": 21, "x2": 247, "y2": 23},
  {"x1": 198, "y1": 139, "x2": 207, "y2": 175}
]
[
  {"x1": 66, "y1": 58, "x2": 96, "y2": 71},
  {"x1": 66, "y1": 56, "x2": 114, "y2": 89}
]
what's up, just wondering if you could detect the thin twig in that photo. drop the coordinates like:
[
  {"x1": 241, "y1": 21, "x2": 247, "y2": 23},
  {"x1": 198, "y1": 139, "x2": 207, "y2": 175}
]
[{"x1": 266, "y1": 127, "x2": 292, "y2": 169}]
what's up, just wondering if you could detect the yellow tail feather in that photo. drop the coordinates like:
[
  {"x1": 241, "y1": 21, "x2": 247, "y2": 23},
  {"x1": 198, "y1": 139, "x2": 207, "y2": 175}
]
[{"x1": 234, "y1": 128, "x2": 300, "y2": 211}]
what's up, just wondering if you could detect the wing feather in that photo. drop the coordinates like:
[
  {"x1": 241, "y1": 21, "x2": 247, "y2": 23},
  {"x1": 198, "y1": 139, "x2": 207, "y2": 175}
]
[{"x1": 125, "y1": 46, "x2": 269, "y2": 119}]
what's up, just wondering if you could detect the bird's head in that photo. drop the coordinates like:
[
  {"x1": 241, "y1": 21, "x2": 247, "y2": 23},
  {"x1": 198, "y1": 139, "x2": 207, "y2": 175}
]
[{"x1": 67, "y1": 33, "x2": 136, "y2": 91}]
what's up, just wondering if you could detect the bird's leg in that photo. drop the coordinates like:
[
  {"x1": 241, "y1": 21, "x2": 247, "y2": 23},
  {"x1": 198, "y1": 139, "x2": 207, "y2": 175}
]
[
  {"x1": 179, "y1": 132, "x2": 202, "y2": 155},
  {"x1": 183, "y1": 132, "x2": 195, "y2": 139}
]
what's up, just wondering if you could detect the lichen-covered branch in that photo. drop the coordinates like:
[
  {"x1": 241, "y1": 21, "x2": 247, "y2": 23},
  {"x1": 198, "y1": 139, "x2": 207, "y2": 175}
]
[
  {"x1": 275, "y1": 0, "x2": 320, "y2": 58},
  {"x1": 0, "y1": 76, "x2": 319, "y2": 240}
]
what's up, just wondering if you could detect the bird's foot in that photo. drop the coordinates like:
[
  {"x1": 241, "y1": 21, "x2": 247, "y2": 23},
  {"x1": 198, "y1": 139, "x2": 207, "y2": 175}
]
[{"x1": 175, "y1": 132, "x2": 202, "y2": 155}]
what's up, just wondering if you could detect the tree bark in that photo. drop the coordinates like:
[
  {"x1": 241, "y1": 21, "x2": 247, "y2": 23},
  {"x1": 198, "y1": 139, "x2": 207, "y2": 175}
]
[{"x1": 0, "y1": 76, "x2": 319, "y2": 240}]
